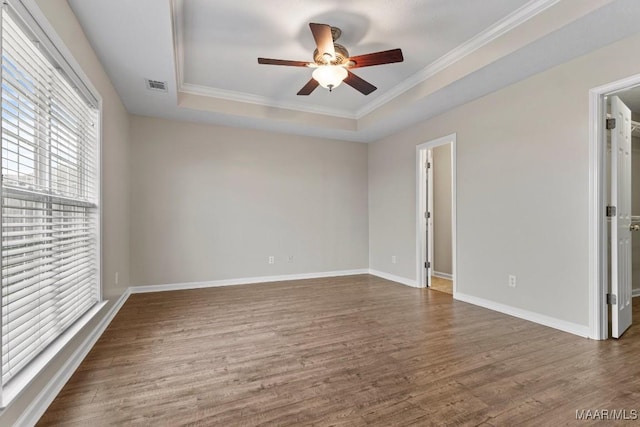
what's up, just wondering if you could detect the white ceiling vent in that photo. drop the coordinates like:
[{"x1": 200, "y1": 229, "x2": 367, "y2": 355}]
[{"x1": 145, "y1": 78, "x2": 168, "y2": 92}]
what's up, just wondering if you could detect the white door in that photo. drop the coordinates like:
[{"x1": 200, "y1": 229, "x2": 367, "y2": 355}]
[{"x1": 611, "y1": 95, "x2": 633, "y2": 338}]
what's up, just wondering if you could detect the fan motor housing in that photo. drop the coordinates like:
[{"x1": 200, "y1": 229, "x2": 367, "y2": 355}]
[{"x1": 313, "y1": 43, "x2": 349, "y2": 65}]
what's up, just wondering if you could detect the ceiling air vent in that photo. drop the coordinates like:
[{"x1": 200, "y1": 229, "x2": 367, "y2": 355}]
[{"x1": 145, "y1": 78, "x2": 168, "y2": 92}]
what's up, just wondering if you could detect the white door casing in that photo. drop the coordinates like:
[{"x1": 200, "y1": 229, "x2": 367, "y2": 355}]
[
  {"x1": 426, "y1": 149, "x2": 434, "y2": 287},
  {"x1": 610, "y1": 95, "x2": 633, "y2": 339},
  {"x1": 416, "y1": 134, "x2": 456, "y2": 292}
]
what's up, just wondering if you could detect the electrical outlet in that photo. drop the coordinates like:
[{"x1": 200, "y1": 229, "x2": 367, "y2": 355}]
[
  {"x1": 508, "y1": 275, "x2": 517, "y2": 288},
  {"x1": 288, "y1": 256, "x2": 294, "y2": 263},
  {"x1": 391, "y1": 255, "x2": 397, "y2": 264},
  {"x1": 268, "y1": 256, "x2": 275, "y2": 264},
  {"x1": 115, "y1": 272, "x2": 119, "y2": 285}
]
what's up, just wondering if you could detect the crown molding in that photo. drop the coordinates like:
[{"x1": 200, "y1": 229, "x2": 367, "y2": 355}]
[
  {"x1": 180, "y1": 83, "x2": 357, "y2": 119},
  {"x1": 171, "y1": 0, "x2": 561, "y2": 121},
  {"x1": 170, "y1": 0, "x2": 185, "y2": 96},
  {"x1": 354, "y1": 0, "x2": 561, "y2": 119}
]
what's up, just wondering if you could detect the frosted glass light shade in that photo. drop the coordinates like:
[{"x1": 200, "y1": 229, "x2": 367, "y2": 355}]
[{"x1": 312, "y1": 65, "x2": 348, "y2": 91}]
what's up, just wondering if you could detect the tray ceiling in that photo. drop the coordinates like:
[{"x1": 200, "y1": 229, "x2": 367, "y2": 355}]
[{"x1": 67, "y1": 0, "x2": 639, "y2": 142}]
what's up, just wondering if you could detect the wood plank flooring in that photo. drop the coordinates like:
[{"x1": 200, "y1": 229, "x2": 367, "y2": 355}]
[{"x1": 38, "y1": 275, "x2": 640, "y2": 426}]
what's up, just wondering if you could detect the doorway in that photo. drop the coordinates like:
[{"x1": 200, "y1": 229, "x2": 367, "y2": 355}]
[
  {"x1": 590, "y1": 74, "x2": 640, "y2": 340},
  {"x1": 416, "y1": 134, "x2": 457, "y2": 294}
]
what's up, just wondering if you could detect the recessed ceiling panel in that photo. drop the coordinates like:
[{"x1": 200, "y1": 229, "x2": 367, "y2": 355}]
[{"x1": 180, "y1": 0, "x2": 531, "y2": 112}]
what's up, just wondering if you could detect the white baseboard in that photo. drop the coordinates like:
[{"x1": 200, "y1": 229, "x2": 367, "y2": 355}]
[
  {"x1": 368, "y1": 269, "x2": 419, "y2": 288},
  {"x1": 129, "y1": 269, "x2": 370, "y2": 294},
  {"x1": 432, "y1": 271, "x2": 453, "y2": 280},
  {"x1": 14, "y1": 289, "x2": 131, "y2": 427},
  {"x1": 633, "y1": 289, "x2": 640, "y2": 298},
  {"x1": 454, "y1": 292, "x2": 590, "y2": 338}
]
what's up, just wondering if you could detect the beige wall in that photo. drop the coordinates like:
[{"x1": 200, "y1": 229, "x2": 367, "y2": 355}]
[
  {"x1": 130, "y1": 116, "x2": 368, "y2": 286},
  {"x1": 432, "y1": 144, "x2": 452, "y2": 275},
  {"x1": 0, "y1": 0, "x2": 130, "y2": 424},
  {"x1": 369, "y1": 31, "x2": 640, "y2": 328}
]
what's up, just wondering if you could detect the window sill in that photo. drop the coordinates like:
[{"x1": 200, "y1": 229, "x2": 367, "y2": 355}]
[{"x1": 0, "y1": 300, "x2": 107, "y2": 409}]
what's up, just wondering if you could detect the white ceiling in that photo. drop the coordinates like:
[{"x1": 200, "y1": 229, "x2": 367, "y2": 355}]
[
  {"x1": 67, "y1": 0, "x2": 640, "y2": 142},
  {"x1": 179, "y1": 0, "x2": 529, "y2": 114}
]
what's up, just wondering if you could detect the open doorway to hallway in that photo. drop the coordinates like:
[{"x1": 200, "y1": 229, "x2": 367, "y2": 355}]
[{"x1": 416, "y1": 134, "x2": 457, "y2": 295}]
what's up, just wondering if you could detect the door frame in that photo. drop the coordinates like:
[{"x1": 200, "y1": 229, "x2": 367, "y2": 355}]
[
  {"x1": 589, "y1": 73, "x2": 640, "y2": 340},
  {"x1": 415, "y1": 133, "x2": 457, "y2": 292}
]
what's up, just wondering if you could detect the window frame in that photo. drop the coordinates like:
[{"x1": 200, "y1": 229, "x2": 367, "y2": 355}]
[{"x1": 0, "y1": 0, "x2": 102, "y2": 408}]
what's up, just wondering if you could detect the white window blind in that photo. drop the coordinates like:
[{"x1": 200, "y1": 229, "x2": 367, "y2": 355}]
[{"x1": 1, "y1": 5, "x2": 99, "y2": 385}]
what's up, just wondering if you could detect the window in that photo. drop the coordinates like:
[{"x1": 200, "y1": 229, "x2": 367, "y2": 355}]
[{"x1": 1, "y1": 3, "x2": 100, "y2": 388}]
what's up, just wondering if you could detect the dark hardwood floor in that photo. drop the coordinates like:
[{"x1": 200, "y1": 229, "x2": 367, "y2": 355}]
[{"x1": 38, "y1": 275, "x2": 640, "y2": 426}]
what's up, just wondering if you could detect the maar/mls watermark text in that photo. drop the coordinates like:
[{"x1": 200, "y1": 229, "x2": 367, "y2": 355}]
[{"x1": 576, "y1": 409, "x2": 638, "y2": 421}]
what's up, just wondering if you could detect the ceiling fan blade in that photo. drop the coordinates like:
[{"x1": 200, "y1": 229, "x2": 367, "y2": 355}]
[
  {"x1": 297, "y1": 78, "x2": 319, "y2": 96},
  {"x1": 258, "y1": 58, "x2": 311, "y2": 67},
  {"x1": 309, "y1": 23, "x2": 335, "y2": 61},
  {"x1": 344, "y1": 71, "x2": 376, "y2": 95},
  {"x1": 348, "y1": 48, "x2": 404, "y2": 68}
]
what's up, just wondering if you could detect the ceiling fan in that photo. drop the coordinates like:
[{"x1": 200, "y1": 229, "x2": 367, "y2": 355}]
[{"x1": 258, "y1": 23, "x2": 404, "y2": 96}]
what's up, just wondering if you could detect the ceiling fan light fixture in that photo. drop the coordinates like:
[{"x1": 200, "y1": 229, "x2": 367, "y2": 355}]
[
  {"x1": 257, "y1": 23, "x2": 403, "y2": 95},
  {"x1": 312, "y1": 65, "x2": 347, "y2": 92}
]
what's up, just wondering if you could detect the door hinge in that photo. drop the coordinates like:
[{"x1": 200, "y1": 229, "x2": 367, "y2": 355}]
[
  {"x1": 425, "y1": 261, "x2": 431, "y2": 269},
  {"x1": 606, "y1": 118, "x2": 616, "y2": 130},
  {"x1": 607, "y1": 293, "x2": 617, "y2": 305},
  {"x1": 606, "y1": 206, "x2": 617, "y2": 217},
  {"x1": 426, "y1": 162, "x2": 431, "y2": 169}
]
